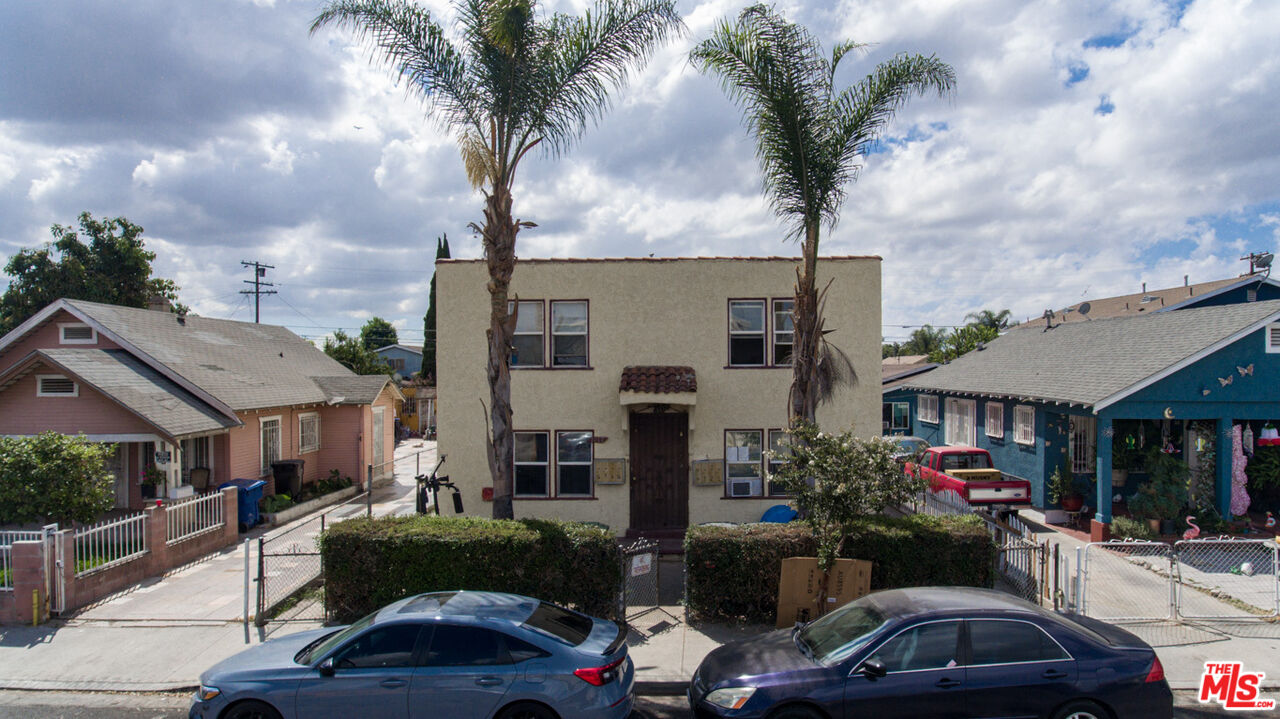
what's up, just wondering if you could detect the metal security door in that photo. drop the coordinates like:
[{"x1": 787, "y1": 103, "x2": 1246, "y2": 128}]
[{"x1": 629, "y1": 411, "x2": 689, "y2": 532}]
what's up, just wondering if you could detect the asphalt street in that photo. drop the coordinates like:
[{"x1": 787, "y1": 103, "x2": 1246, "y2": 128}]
[{"x1": 0, "y1": 691, "x2": 1247, "y2": 718}]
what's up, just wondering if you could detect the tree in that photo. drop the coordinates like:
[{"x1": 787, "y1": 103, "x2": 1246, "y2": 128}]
[
  {"x1": 902, "y1": 324, "x2": 947, "y2": 356},
  {"x1": 360, "y1": 316, "x2": 399, "y2": 351},
  {"x1": 692, "y1": 5, "x2": 953, "y2": 426},
  {"x1": 964, "y1": 308, "x2": 1014, "y2": 330},
  {"x1": 0, "y1": 433, "x2": 116, "y2": 525},
  {"x1": 421, "y1": 234, "x2": 451, "y2": 381},
  {"x1": 313, "y1": 0, "x2": 682, "y2": 519},
  {"x1": 928, "y1": 322, "x2": 998, "y2": 363},
  {"x1": 0, "y1": 212, "x2": 183, "y2": 334},
  {"x1": 324, "y1": 330, "x2": 392, "y2": 374}
]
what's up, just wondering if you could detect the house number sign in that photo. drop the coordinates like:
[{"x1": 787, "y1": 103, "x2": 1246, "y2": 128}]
[{"x1": 154, "y1": 451, "x2": 172, "y2": 466}]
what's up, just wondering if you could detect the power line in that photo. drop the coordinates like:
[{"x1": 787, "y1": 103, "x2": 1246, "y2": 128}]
[{"x1": 239, "y1": 260, "x2": 277, "y2": 323}]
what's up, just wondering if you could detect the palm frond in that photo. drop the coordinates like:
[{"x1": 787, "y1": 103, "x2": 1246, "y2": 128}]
[{"x1": 459, "y1": 128, "x2": 499, "y2": 188}]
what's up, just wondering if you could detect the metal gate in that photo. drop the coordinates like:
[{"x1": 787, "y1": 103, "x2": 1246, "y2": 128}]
[
  {"x1": 256, "y1": 515, "x2": 325, "y2": 625},
  {"x1": 1174, "y1": 538, "x2": 1279, "y2": 619},
  {"x1": 1080, "y1": 540, "x2": 1176, "y2": 621}
]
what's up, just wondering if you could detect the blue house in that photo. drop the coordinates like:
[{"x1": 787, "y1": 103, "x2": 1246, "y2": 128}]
[
  {"x1": 373, "y1": 344, "x2": 423, "y2": 381},
  {"x1": 887, "y1": 299, "x2": 1280, "y2": 539}
]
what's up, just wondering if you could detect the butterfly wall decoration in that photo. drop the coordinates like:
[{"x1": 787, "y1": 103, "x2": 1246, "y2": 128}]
[
  {"x1": 1218, "y1": 375, "x2": 1234, "y2": 387},
  {"x1": 1238, "y1": 364, "x2": 1254, "y2": 377}
]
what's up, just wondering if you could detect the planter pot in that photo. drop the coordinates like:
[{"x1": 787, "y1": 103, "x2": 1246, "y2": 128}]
[
  {"x1": 141, "y1": 484, "x2": 156, "y2": 499},
  {"x1": 1112, "y1": 469, "x2": 1128, "y2": 488},
  {"x1": 1059, "y1": 495, "x2": 1084, "y2": 512},
  {"x1": 1159, "y1": 519, "x2": 1178, "y2": 535},
  {"x1": 260, "y1": 485, "x2": 358, "y2": 526},
  {"x1": 1146, "y1": 518, "x2": 1161, "y2": 533}
]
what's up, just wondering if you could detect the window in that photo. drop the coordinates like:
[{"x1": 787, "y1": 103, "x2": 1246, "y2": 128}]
[
  {"x1": 883, "y1": 402, "x2": 910, "y2": 432},
  {"x1": 767, "y1": 429, "x2": 791, "y2": 496},
  {"x1": 260, "y1": 416, "x2": 282, "y2": 475},
  {"x1": 967, "y1": 620, "x2": 1068, "y2": 665},
  {"x1": 389, "y1": 358, "x2": 405, "y2": 371},
  {"x1": 180, "y1": 436, "x2": 211, "y2": 483},
  {"x1": 985, "y1": 402, "x2": 1004, "y2": 439},
  {"x1": 299, "y1": 413, "x2": 320, "y2": 454},
  {"x1": 728, "y1": 300, "x2": 766, "y2": 366},
  {"x1": 58, "y1": 323, "x2": 96, "y2": 344},
  {"x1": 1014, "y1": 406, "x2": 1035, "y2": 445},
  {"x1": 502, "y1": 634, "x2": 550, "y2": 662},
  {"x1": 918, "y1": 395, "x2": 939, "y2": 424},
  {"x1": 425, "y1": 625, "x2": 506, "y2": 666},
  {"x1": 556, "y1": 431, "x2": 593, "y2": 496},
  {"x1": 1069, "y1": 416, "x2": 1096, "y2": 474},
  {"x1": 510, "y1": 300, "x2": 545, "y2": 367},
  {"x1": 550, "y1": 301, "x2": 588, "y2": 367},
  {"x1": 514, "y1": 431, "x2": 549, "y2": 497},
  {"x1": 725, "y1": 430, "x2": 764, "y2": 497},
  {"x1": 944, "y1": 398, "x2": 977, "y2": 446},
  {"x1": 1266, "y1": 323, "x2": 1280, "y2": 353},
  {"x1": 772, "y1": 299, "x2": 794, "y2": 365},
  {"x1": 524, "y1": 601, "x2": 594, "y2": 646},
  {"x1": 37, "y1": 374, "x2": 78, "y2": 397},
  {"x1": 868, "y1": 621, "x2": 961, "y2": 673},
  {"x1": 334, "y1": 625, "x2": 424, "y2": 669}
]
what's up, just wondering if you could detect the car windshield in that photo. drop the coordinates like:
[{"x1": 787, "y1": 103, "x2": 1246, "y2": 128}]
[
  {"x1": 523, "y1": 601, "x2": 594, "y2": 646},
  {"x1": 796, "y1": 597, "x2": 890, "y2": 665},
  {"x1": 941, "y1": 453, "x2": 992, "y2": 470},
  {"x1": 296, "y1": 611, "x2": 378, "y2": 665}
]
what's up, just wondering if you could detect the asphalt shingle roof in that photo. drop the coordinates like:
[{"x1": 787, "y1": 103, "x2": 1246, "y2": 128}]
[
  {"x1": 311, "y1": 375, "x2": 397, "y2": 405},
  {"x1": 65, "y1": 300, "x2": 355, "y2": 411},
  {"x1": 38, "y1": 349, "x2": 238, "y2": 437},
  {"x1": 901, "y1": 300, "x2": 1280, "y2": 407}
]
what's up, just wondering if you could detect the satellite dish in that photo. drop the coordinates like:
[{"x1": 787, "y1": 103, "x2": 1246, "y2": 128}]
[{"x1": 1078, "y1": 302, "x2": 1091, "y2": 318}]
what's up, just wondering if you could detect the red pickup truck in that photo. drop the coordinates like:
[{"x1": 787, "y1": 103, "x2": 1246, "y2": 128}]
[{"x1": 905, "y1": 446, "x2": 1031, "y2": 511}]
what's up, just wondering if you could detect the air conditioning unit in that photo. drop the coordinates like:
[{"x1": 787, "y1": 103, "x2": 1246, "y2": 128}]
[{"x1": 728, "y1": 478, "x2": 762, "y2": 497}]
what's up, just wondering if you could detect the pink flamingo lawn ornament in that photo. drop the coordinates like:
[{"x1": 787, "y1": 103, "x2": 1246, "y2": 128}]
[{"x1": 1182, "y1": 516, "x2": 1200, "y2": 541}]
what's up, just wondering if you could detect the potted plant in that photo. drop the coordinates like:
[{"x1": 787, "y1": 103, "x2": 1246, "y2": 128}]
[
  {"x1": 1048, "y1": 464, "x2": 1083, "y2": 512},
  {"x1": 140, "y1": 465, "x2": 165, "y2": 499},
  {"x1": 1112, "y1": 441, "x2": 1138, "y2": 488},
  {"x1": 1128, "y1": 448, "x2": 1189, "y2": 534}
]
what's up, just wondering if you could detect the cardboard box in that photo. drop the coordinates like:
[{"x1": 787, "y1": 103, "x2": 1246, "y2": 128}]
[{"x1": 775, "y1": 557, "x2": 873, "y2": 628}]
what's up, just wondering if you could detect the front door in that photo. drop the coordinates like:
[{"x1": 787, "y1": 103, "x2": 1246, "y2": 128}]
[
  {"x1": 373, "y1": 407, "x2": 386, "y2": 478},
  {"x1": 629, "y1": 411, "x2": 689, "y2": 532},
  {"x1": 107, "y1": 444, "x2": 128, "y2": 509}
]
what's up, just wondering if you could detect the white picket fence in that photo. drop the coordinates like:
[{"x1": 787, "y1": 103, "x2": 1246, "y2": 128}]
[
  {"x1": 75, "y1": 512, "x2": 148, "y2": 577},
  {"x1": 1, "y1": 530, "x2": 47, "y2": 590},
  {"x1": 166, "y1": 490, "x2": 225, "y2": 544}
]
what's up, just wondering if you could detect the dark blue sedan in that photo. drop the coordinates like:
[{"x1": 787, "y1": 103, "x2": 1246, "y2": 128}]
[{"x1": 689, "y1": 587, "x2": 1171, "y2": 719}]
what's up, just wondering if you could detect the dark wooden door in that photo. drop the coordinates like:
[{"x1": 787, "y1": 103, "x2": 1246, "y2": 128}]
[{"x1": 629, "y1": 412, "x2": 689, "y2": 532}]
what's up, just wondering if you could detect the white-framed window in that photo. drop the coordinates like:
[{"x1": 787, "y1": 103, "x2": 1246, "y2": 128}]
[
  {"x1": 550, "y1": 301, "x2": 588, "y2": 367},
  {"x1": 985, "y1": 402, "x2": 1004, "y2": 439},
  {"x1": 36, "y1": 374, "x2": 78, "y2": 397},
  {"x1": 509, "y1": 300, "x2": 545, "y2": 367},
  {"x1": 918, "y1": 394, "x2": 939, "y2": 424},
  {"x1": 556, "y1": 431, "x2": 593, "y2": 496},
  {"x1": 299, "y1": 412, "x2": 320, "y2": 454},
  {"x1": 514, "y1": 431, "x2": 549, "y2": 497},
  {"x1": 945, "y1": 398, "x2": 977, "y2": 446},
  {"x1": 1266, "y1": 323, "x2": 1280, "y2": 353},
  {"x1": 1069, "y1": 416, "x2": 1097, "y2": 475},
  {"x1": 58, "y1": 322, "x2": 97, "y2": 344},
  {"x1": 1014, "y1": 405, "x2": 1035, "y2": 445},
  {"x1": 725, "y1": 429, "x2": 764, "y2": 497},
  {"x1": 772, "y1": 299, "x2": 794, "y2": 365},
  {"x1": 180, "y1": 436, "x2": 212, "y2": 484},
  {"x1": 883, "y1": 402, "x2": 910, "y2": 432},
  {"x1": 728, "y1": 300, "x2": 766, "y2": 366},
  {"x1": 260, "y1": 416, "x2": 282, "y2": 475}
]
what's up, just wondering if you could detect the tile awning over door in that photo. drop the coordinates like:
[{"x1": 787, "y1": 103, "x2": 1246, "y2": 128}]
[{"x1": 619, "y1": 366, "x2": 696, "y2": 405}]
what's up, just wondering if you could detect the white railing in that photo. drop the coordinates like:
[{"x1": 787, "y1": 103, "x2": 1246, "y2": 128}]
[
  {"x1": 914, "y1": 489, "x2": 972, "y2": 516},
  {"x1": 166, "y1": 491, "x2": 225, "y2": 544},
  {"x1": 75, "y1": 512, "x2": 148, "y2": 577},
  {"x1": 0, "y1": 547, "x2": 12, "y2": 590},
  {"x1": 1, "y1": 529, "x2": 52, "y2": 590}
]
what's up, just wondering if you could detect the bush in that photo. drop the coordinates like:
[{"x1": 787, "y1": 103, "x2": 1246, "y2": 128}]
[
  {"x1": 321, "y1": 516, "x2": 621, "y2": 623},
  {"x1": 684, "y1": 515, "x2": 996, "y2": 624},
  {"x1": 260, "y1": 494, "x2": 293, "y2": 513},
  {"x1": 1110, "y1": 516, "x2": 1155, "y2": 541},
  {"x1": 0, "y1": 432, "x2": 115, "y2": 525}
]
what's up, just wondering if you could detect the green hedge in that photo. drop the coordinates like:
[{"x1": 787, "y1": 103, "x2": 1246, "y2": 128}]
[
  {"x1": 685, "y1": 514, "x2": 996, "y2": 624},
  {"x1": 321, "y1": 516, "x2": 621, "y2": 624}
]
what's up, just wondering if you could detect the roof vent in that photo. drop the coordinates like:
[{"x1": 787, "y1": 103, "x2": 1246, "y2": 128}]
[{"x1": 1141, "y1": 295, "x2": 1158, "y2": 303}]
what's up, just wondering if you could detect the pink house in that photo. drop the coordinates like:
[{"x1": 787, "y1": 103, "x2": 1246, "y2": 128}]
[{"x1": 0, "y1": 299, "x2": 401, "y2": 511}]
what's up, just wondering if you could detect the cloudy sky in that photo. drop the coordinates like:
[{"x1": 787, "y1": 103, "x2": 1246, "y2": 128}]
[{"x1": 2, "y1": 0, "x2": 1278, "y2": 348}]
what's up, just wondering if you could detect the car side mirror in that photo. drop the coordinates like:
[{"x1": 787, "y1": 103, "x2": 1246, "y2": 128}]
[
  {"x1": 318, "y1": 658, "x2": 335, "y2": 677},
  {"x1": 859, "y1": 659, "x2": 887, "y2": 679}
]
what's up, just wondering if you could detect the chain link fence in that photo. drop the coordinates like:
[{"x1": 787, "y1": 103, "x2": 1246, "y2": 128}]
[
  {"x1": 1174, "y1": 538, "x2": 1279, "y2": 619},
  {"x1": 1080, "y1": 540, "x2": 1177, "y2": 622}
]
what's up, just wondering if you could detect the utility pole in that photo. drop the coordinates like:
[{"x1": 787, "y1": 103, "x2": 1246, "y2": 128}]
[{"x1": 239, "y1": 260, "x2": 277, "y2": 323}]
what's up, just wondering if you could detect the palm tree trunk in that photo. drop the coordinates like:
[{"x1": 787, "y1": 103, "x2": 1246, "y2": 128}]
[
  {"x1": 789, "y1": 222, "x2": 821, "y2": 425},
  {"x1": 483, "y1": 185, "x2": 518, "y2": 519}
]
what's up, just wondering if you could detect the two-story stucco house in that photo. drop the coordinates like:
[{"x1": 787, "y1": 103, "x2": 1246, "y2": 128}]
[
  {"x1": 0, "y1": 299, "x2": 402, "y2": 510},
  {"x1": 436, "y1": 256, "x2": 881, "y2": 537}
]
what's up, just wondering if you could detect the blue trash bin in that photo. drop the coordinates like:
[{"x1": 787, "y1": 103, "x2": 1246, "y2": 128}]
[{"x1": 219, "y1": 479, "x2": 267, "y2": 532}]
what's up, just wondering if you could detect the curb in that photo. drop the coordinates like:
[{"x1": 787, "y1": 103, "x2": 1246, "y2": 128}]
[{"x1": 635, "y1": 680, "x2": 688, "y2": 696}]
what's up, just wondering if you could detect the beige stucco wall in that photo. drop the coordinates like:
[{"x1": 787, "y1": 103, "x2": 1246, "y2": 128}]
[{"x1": 436, "y1": 257, "x2": 881, "y2": 533}]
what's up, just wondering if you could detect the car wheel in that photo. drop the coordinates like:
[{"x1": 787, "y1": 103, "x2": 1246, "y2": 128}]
[
  {"x1": 1052, "y1": 700, "x2": 1109, "y2": 719},
  {"x1": 221, "y1": 700, "x2": 282, "y2": 719},
  {"x1": 496, "y1": 701, "x2": 560, "y2": 719},
  {"x1": 768, "y1": 705, "x2": 823, "y2": 719}
]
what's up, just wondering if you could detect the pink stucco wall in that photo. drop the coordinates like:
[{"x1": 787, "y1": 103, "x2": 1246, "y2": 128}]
[
  {"x1": 0, "y1": 363, "x2": 157, "y2": 436},
  {"x1": 0, "y1": 309, "x2": 121, "y2": 375}
]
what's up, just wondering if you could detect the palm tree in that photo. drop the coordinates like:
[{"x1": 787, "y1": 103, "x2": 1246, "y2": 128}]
[
  {"x1": 691, "y1": 5, "x2": 953, "y2": 425},
  {"x1": 313, "y1": 0, "x2": 682, "y2": 519},
  {"x1": 964, "y1": 308, "x2": 1013, "y2": 330},
  {"x1": 904, "y1": 324, "x2": 947, "y2": 356}
]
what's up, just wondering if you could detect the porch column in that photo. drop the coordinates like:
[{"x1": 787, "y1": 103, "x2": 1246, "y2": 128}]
[
  {"x1": 1094, "y1": 417, "x2": 1113, "y2": 525},
  {"x1": 1216, "y1": 418, "x2": 1233, "y2": 520}
]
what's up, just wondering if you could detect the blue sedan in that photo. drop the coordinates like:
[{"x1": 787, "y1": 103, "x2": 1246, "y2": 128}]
[
  {"x1": 689, "y1": 587, "x2": 1172, "y2": 719},
  {"x1": 190, "y1": 591, "x2": 634, "y2": 719}
]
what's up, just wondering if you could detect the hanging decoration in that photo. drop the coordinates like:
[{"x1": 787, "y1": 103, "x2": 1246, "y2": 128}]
[
  {"x1": 1238, "y1": 364, "x2": 1254, "y2": 377},
  {"x1": 1243, "y1": 423, "x2": 1255, "y2": 457},
  {"x1": 1218, "y1": 375, "x2": 1234, "y2": 387},
  {"x1": 1232, "y1": 424, "x2": 1251, "y2": 516}
]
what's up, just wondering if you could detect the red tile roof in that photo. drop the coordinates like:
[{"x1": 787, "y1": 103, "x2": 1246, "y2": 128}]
[{"x1": 619, "y1": 366, "x2": 697, "y2": 394}]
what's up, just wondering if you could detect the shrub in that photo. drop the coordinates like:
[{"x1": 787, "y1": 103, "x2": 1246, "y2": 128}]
[
  {"x1": 685, "y1": 514, "x2": 996, "y2": 624},
  {"x1": 1110, "y1": 516, "x2": 1155, "y2": 541},
  {"x1": 321, "y1": 516, "x2": 620, "y2": 623},
  {"x1": 0, "y1": 432, "x2": 115, "y2": 525},
  {"x1": 260, "y1": 494, "x2": 293, "y2": 513}
]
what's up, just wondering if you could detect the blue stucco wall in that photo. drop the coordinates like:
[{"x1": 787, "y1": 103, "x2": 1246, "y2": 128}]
[{"x1": 1167, "y1": 282, "x2": 1280, "y2": 311}]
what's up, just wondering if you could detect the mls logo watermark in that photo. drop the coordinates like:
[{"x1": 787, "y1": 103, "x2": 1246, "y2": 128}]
[{"x1": 1199, "y1": 663, "x2": 1276, "y2": 710}]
